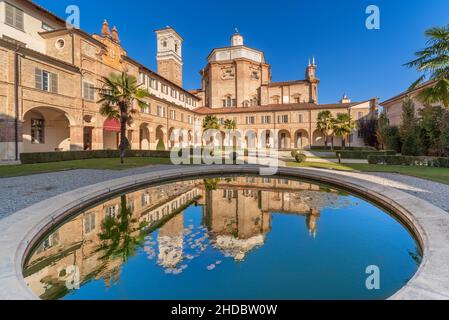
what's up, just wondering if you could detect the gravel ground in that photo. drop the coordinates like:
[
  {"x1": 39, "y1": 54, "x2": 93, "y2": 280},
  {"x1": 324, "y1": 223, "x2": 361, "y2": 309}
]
[
  {"x1": 0, "y1": 165, "x2": 173, "y2": 220},
  {"x1": 369, "y1": 172, "x2": 449, "y2": 213},
  {"x1": 0, "y1": 165, "x2": 448, "y2": 220}
]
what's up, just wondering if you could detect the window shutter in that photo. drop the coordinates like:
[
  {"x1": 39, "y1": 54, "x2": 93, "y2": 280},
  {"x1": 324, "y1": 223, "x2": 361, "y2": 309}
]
[
  {"x1": 50, "y1": 73, "x2": 58, "y2": 93},
  {"x1": 35, "y1": 68, "x2": 42, "y2": 90},
  {"x1": 15, "y1": 7, "x2": 24, "y2": 30},
  {"x1": 5, "y1": 3, "x2": 14, "y2": 26}
]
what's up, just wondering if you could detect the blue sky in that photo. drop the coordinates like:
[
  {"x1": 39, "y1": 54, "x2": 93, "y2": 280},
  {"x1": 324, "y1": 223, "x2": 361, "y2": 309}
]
[{"x1": 35, "y1": 0, "x2": 449, "y2": 104}]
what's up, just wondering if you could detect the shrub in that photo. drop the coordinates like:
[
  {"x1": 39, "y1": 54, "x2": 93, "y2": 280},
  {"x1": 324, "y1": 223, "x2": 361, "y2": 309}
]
[
  {"x1": 385, "y1": 126, "x2": 402, "y2": 153},
  {"x1": 156, "y1": 139, "x2": 166, "y2": 151},
  {"x1": 20, "y1": 150, "x2": 171, "y2": 164},
  {"x1": 291, "y1": 150, "x2": 300, "y2": 158},
  {"x1": 336, "y1": 150, "x2": 396, "y2": 160},
  {"x1": 401, "y1": 134, "x2": 420, "y2": 156},
  {"x1": 368, "y1": 155, "x2": 449, "y2": 168},
  {"x1": 310, "y1": 146, "x2": 376, "y2": 151},
  {"x1": 295, "y1": 153, "x2": 307, "y2": 163}
]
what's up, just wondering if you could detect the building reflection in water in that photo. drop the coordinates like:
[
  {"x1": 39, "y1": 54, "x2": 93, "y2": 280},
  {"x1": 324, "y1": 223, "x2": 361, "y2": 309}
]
[{"x1": 23, "y1": 176, "x2": 350, "y2": 299}]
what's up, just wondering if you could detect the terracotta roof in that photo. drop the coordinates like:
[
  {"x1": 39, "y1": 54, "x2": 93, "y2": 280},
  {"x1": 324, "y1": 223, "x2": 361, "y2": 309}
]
[
  {"x1": 193, "y1": 102, "x2": 366, "y2": 115},
  {"x1": 123, "y1": 56, "x2": 199, "y2": 100},
  {"x1": 381, "y1": 80, "x2": 436, "y2": 106},
  {"x1": 39, "y1": 29, "x2": 107, "y2": 48}
]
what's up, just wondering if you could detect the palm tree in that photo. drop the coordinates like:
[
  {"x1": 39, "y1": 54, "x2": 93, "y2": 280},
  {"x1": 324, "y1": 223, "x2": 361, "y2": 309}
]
[
  {"x1": 333, "y1": 113, "x2": 356, "y2": 149},
  {"x1": 223, "y1": 119, "x2": 237, "y2": 148},
  {"x1": 98, "y1": 72, "x2": 150, "y2": 164},
  {"x1": 202, "y1": 115, "x2": 220, "y2": 147},
  {"x1": 202, "y1": 115, "x2": 220, "y2": 131},
  {"x1": 405, "y1": 25, "x2": 449, "y2": 108},
  {"x1": 96, "y1": 195, "x2": 146, "y2": 264},
  {"x1": 317, "y1": 111, "x2": 336, "y2": 149},
  {"x1": 223, "y1": 119, "x2": 237, "y2": 131}
]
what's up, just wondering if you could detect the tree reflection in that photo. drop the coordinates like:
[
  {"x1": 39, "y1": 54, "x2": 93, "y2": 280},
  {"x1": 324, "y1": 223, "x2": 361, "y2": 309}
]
[{"x1": 96, "y1": 195, "x2": 146, "y2": 265}]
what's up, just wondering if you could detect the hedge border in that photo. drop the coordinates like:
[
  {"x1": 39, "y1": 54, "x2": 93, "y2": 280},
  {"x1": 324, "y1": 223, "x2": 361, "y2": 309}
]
[
  {"x1": 336, "y1": 150, "x2": 396, "y2": 160},
  {"x1": 20, "y1": 150, "x2": 171, "y2": 164},
  {"x1": 368, "y1": 155, "x2": 449, "y2": 168}
]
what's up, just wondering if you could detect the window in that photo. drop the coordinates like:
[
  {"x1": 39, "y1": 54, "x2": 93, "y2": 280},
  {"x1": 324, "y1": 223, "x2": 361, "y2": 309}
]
[
  {"x1": 278, "y1": 115, "x2": 289, "y2": 124},
  {"x1": 157, "y1": 105, "x2": 165, "y2": 117},
  {"x1": 150, "y1": 78, "x2": 158, "y2": 90},
  {"x1": 223, "y1": 96, "x2": 236, "y2": 108},
  {"x1": 5, "y1": 3, "x2": 24, "y2": 30},
  {"x1": 261, "y1": 116, "x2": 271, "y2": 124},
  {"x1": 35, "y1": 232, "x2": 59, "y2": 254},
  {"x1": 357, "y1": 112, "x2": 364, "y2": 120},
  {"x1": 142, "y1": 192, "x2": 151, "y2": 207},
  {"x1": 170, "y1": 110, "x2": 176, "y2": 120},
  {"x1": 298, "y1": 114, "x2": 304, "y2": 123},
  {"x1": 180, "y1": 94, "x2": 185, "y2": 102},
  {"x1": 171, "y1": 88, "x2": 177, "y2": 98},
  {"x1": 161, "y1": 84, "x2": 169, "y2": 94},
  {"x1": 84, "y1": 212, "x2": 96, "y2": 234},
  {"x1": 142, "y1": 105, "x2": 151, "y2": 114},
  {"x1": 55, "y1": 39, "x2": 65, "y2": 49},
  {"x1": 31, "y1": 119, "x2": 45, "y2": 144},
  {"x1": 83, "y1": 81, "x2": 95, "y2": 101},
  {"x1": 181, "y1": 113, "x2": 184, "y2": 122},
  {"x1": 35, "y1": 68, "x2": 58, "y2": 93},
  {"x1": 246, "y1": 116, "x2": 255, "y2": 125},
  {"x1": 105, "y1": 205, "x2": 119, "y2": 218},
  {"x1": 42, "y1": 22, "x2": 54, "y2": 32}
]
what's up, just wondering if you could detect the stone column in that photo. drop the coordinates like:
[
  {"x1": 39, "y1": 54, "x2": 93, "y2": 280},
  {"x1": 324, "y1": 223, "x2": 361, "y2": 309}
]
[{"x1": 70, "y1": 125, "x2": 84, "y2": 151}]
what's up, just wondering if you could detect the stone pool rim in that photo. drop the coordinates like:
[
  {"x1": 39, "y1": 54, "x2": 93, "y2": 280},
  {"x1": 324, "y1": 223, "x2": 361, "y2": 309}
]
[{"x1": 0, "y1": 165, "x2": 448, "y2": 300}]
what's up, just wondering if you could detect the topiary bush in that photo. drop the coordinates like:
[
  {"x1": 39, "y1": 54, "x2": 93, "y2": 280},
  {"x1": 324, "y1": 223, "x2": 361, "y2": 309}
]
[
  {"x1": 295, "y1": 153, "x2": 307, "y2": 163},
  {"x1": 291, "y1": 150, "x2": 300, "y2": 158}
]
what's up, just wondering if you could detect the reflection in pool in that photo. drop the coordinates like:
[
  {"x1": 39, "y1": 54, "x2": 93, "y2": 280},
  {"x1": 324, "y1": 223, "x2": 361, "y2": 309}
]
[{"x1": 23, "y1": 176, "x2": 422, "y2": 300}]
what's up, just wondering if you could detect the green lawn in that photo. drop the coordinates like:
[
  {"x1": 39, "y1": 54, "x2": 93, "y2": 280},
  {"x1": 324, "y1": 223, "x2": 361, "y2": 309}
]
[
  {"x1": 0, "y1": 157, "x2": 173, "y2": 178},
  {"x1": 288, "y1": 161, "x2": 449, "y2": 185}
]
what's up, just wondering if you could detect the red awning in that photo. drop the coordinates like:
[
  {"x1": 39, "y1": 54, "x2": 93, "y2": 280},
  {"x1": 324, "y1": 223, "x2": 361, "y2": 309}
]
[{"x1": 103, "y1": 118, "x2": 121, "y2": 132}]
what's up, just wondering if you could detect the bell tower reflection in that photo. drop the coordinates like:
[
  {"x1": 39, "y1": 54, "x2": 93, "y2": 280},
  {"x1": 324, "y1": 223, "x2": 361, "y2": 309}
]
[{"x1": 306, "y1": 208, "x2": 321, "y2": 239}]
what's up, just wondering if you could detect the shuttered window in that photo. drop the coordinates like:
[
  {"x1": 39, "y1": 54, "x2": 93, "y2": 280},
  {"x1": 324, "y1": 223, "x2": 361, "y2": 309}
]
[
  {"x1": 34, "y1": 68, "x2": 58, "y2": 93},
  {"x1": 5, "y1": 3, "x2": 24, "y2": 30},
  {"x1": 83, "y1": 81, "x2": 95, "y2": 101}
]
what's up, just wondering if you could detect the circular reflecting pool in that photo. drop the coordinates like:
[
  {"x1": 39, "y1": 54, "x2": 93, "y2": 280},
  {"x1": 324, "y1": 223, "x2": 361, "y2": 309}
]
[{"x1": 23, "y1": 175, "x2": 422, "y2": 300}]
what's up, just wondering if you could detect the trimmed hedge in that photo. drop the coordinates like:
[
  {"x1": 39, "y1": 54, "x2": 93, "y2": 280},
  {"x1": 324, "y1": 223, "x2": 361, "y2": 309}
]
[
  {"x1": 20, "y1": 150, "x2": 171, "y2": 164},
  {"x1": 311, "y1": 146, "x2": 377, "y2": 151},
  {"x1": 336, "y1": 150, "x2": 396, "y2": 160},
  {"x1": 295, "y1": 153, "x2": 307, "y2": 163},
  {"x1": 368, "y1": 155, "x2": 449, "y2": 168}
]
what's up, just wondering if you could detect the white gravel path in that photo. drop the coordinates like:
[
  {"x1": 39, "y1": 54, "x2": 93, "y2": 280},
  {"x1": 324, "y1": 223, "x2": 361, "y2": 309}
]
[
  {"x1": 0, "y1": 165, "x2": 448, "y2": 219},
  {"x1": 0, "y1": 165, "x2": 173, "y2": 219}
]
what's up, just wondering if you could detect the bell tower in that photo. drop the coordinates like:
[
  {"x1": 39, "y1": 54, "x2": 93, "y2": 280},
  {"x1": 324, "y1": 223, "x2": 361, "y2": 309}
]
[
  {"x1": 155, "y1": 26, "x2": 183, "y2": 87},
  {"x1": 306, "y1": 57, "x2": 319, "y2": 103}
]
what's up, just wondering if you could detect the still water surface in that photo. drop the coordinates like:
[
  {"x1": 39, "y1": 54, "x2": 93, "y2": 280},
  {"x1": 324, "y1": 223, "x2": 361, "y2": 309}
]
[{"x1": 23, "y1": 176, "x2": 421, "y2": 300}]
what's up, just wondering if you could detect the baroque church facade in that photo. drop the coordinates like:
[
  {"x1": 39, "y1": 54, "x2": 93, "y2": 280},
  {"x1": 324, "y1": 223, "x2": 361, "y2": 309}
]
[{"x1": 0, "y1": 0, "x2": 378, "y2": 161}]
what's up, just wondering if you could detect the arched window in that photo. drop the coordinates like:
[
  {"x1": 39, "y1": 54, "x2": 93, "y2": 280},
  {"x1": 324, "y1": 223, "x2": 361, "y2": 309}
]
[{"x1": 222, "y1": 95, "x2": 236, "y2": 107}]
